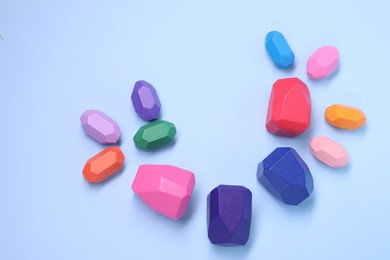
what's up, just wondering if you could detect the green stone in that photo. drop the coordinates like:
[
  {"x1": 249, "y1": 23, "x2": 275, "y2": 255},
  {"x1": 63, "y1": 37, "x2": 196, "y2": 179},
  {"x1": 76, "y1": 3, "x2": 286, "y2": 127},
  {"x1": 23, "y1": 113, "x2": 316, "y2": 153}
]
[{"x1": 133, "y1": 120, "x2": 177, "y2": 150}]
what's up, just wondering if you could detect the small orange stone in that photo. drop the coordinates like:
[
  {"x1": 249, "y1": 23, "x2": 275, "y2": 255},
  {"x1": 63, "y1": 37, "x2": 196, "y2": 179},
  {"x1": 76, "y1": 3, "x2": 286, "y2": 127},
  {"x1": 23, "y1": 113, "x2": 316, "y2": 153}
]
[
  {"x1": 82, "y1": 146, "x2": 125, "y2": 183},
  {"x1": 325, "y1": 104, "x2": 366, "y2": 130}
]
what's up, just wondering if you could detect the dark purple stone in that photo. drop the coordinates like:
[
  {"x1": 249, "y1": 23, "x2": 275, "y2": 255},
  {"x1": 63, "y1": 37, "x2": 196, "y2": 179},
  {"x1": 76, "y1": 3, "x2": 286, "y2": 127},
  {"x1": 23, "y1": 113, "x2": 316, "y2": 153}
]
[
  {"x1": 131, "y1": 80, "x2": 161, "y2": 121},
  {"x1": 207, "y1": 185, "x2": 252, "y2": 246}
]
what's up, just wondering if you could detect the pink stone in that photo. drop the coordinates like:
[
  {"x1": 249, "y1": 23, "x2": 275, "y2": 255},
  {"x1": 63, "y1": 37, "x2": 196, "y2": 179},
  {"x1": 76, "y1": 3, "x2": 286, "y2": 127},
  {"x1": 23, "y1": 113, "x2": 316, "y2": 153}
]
[
  {"x1": 131, "y1": 165, "x2": 195, "y2": 220},
  {"x1": 307, "y1": 46, "x2": 339, "y2": 79},
  {"x1": 309, "y1": 136, "x2": 349, "y2": 168}
]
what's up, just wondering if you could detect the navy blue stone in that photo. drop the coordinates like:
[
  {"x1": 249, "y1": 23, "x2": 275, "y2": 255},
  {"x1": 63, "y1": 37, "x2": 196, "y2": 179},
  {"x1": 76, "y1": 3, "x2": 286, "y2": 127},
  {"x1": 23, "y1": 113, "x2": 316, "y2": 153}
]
[
  {"x1": 207, "y1": 185, "x2": 252, "y2": 246},
  {"x1": 257, "y1": 147, "x2": 314, "y2": 205},
  {"x1": 265, "y1": 31, "x2": 295, "y2": 69}
]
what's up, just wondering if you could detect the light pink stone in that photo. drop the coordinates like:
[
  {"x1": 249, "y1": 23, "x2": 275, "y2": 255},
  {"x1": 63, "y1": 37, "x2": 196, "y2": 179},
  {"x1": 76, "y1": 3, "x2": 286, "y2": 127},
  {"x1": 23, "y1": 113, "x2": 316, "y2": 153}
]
[
  {"x1": 307, "y1": 46, "x2": 339, "y2": 79},
  {"x1": 131, "y1": 165, "x2": 195, "y2": 220},
  {"x1": 310, "y1": 136, "x2": 349, "y2": 168}
]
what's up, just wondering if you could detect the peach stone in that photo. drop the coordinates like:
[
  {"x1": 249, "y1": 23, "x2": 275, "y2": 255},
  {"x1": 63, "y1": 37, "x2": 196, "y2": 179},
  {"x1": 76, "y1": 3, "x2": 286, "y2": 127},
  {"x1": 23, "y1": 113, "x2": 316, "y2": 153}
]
[{"x1": 310, "y1": 136, "x2": 349, "y2": 168}]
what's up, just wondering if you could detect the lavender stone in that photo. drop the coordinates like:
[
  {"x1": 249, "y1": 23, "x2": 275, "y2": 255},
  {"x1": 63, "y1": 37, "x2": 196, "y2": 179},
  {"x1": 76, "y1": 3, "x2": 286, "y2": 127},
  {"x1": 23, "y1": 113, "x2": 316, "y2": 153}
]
[
  {"x1": 80, "y1": 110, "x2": 122, "y2": 144},
  {"x1": 207, "y1": 185, "x2": 252, "y2": 246},
  {"x1": 131, "y1": 80, "x2": 161, "y2": 121}
]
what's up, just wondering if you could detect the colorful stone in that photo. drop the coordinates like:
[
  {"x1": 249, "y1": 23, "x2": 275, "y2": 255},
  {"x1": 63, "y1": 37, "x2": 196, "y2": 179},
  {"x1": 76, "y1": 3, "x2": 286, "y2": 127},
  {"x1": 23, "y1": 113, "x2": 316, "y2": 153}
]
[
  {"x1": 133, "y1": 120, "x2": 176, "y2": 150},
  {"x1": 265, "y1": 31, "x2": 295, "y2": 69},
  {"x1": 257, "y1": 147, "x2": 314, "y2": 205},
  {"x1": 325, "y1": 104, "x2": 366, "y2": 130},
  {"x1": 132, "y1": 165, "x2": 195, "y2": 220},
  {"x1": 82, "y1": 146, "x2": 125, "y2": 183},
  {"x1": 207, "y1": 185, "x2": 252, "y2": 246},
  {"x1": 80, "y1": 110, "x2": 122, "y2": 144},
  {"x1": 307, "y1": 46, "x2": 340, "y2": 79},
  {"x1": 266, "y1": 77, "x2": 311, "y2": 137},
  {"x1": 131, "y1": 80, "x2": 161, "y2": 121},
  {"x1": 310, "y1": 136, "x2": 349, "y2": 168}
]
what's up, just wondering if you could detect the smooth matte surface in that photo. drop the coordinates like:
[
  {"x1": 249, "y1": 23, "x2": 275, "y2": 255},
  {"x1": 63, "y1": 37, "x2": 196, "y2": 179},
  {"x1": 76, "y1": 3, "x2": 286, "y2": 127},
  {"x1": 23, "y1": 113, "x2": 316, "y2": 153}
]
[
  {"x1": 1, "y1": 0, "x2": 389, "y2": 259},
  {"x1": 132, "y1": 164, "x2": 195, "y2": 220},
  {"x1": 307, "y1": 46, "x2": 340, "y2": 79},
  {"x1": 265, "y1": 31, "x2": 295, "y2": 68},
  {"x1": 310, "y1": 136, "x2": 349, "y2": 168},
  {"x1": 133, "y1": 120, "x2": 176, "y2": 150},
  {"x1": 257, "y1": 147, "x2": 314, "y2": 205},
  {"x1": 207, "y1": 185, "x2": 252, "y2": 246},
  {"x1": 131, "y1": 80, "x2": 161, "y2": 121},
  {"x1": 325, "y1": 104, "x2": 366, "y2": 130},
  {"x1": 83, "y1": 146, "x2": 125, "y2": 183},
  {"x1": 266, "y1": 77, "x2": 311, "y2": 137},
  {"x1": 80, "y1": 109, "x2": 122, "y2": 144}
]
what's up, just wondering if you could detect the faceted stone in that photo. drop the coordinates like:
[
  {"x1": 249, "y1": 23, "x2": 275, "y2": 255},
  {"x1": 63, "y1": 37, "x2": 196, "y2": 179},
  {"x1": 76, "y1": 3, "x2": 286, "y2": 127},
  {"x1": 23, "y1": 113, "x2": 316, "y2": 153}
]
[
  {"x1": 266, "y1": 77, "x2": 311, "y2": 137},
  {"x1": 207, "y1": 185, "x2": 252, "y2": 246},
  {"x1": 131, "y1": 80, "x2": 161, "y2": 121},
  {"x1": 133, "y1": 120, "x2": 176, "y2": 150},
  {"x1": 325, "y1": 104, "x2": 366, "y2": 130},
  {"x1": 80, "y1": 110, "x2": 122, "y2": 144},
  {"x1": 82, "y1": 146, "x2": 125, "y2": 183},
  {"x1": 307, "y1": 46, "x2": 340, "y2": 79},
  {"x1": 310, "y1": 136, "x2": 349, "y2": 168},
  {"x1": 265, "y1": 31, "x2": 295, "y2": 69},
  {"x1": 131, "y1": 165, "x2": 195, "y2": 220},
  {"x1": 257, "y1": 147, "x2": 314, "y2": 205}
]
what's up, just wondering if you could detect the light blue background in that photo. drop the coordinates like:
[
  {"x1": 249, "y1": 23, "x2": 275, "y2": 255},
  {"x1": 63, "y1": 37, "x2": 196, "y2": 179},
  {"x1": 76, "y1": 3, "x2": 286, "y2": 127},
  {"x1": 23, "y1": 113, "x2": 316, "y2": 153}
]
[{"x1": 1, "y1": 0, "x2": 389, "y2": 259}]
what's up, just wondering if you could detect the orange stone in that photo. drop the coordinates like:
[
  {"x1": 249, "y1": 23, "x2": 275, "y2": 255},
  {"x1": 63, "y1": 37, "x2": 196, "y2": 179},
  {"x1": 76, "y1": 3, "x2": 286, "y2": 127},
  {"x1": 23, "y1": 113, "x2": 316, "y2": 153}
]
[
  {"x1": 82, "y1": 146, "x2": 125, "y2": 183},
  {"x1": 325, "y1": 104, "x2": 366, "y2": 130}
]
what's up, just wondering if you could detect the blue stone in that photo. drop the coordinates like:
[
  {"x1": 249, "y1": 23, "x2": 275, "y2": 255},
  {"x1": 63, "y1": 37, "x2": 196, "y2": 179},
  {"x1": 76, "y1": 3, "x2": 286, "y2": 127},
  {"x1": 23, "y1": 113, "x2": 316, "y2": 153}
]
[
  {"x1": 257, "y1": 147, "x2": 314, "y2": 205},
  {"x1": 265, "y1": 31, "x2": 295, "y2": 69},
  {"x1": 207, "y1": 185, "x2": 252, "y2": 246}
]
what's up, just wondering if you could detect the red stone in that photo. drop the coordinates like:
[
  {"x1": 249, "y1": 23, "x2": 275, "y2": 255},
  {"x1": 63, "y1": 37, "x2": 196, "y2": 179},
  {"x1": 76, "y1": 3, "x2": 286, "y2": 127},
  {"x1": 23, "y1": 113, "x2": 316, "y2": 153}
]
[{"x1": 266, "y1": 77, "x2": 311, "y2": 137}]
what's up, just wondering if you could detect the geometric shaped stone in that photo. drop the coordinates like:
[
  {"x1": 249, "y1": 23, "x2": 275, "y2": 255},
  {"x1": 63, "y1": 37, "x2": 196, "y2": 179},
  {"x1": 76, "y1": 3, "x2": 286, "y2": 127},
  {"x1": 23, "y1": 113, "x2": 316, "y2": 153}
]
[
  {"x1": 266, "y1": 78, "x2": 311, "y2": 137},
  {"x1": 133, "y1": 120, "x2": 176, "y2": 150},
  {"x1": 257, "y1": 147, "x2": 314, "y2": 205},
  {"x1": 307, "y1": 46, "x2": 340, "y2": 79},
  {"x1": 131, "y1": 165, "x2": 195, "y2": 220},
  {"x1": 325, "y1": 104, "x2": 366, "y2": 130},
  {"x1": 207, "y1": 185, "x2": 252, "y2": 246},
  {"x1": 80, "y1": 109, "x2": 122, "y2": 144},
  {"x1": 265, "y1": 31, "x2": 295, "y2": 69},
  {"x1": 131, "y1": 80, "x2": 161, "y2": 121},
  {"x1": 310, "y1": 136, "x2": 349, "y2": 168},
  {"x1": 82, "y1": 146, "x2": 125, "y2": 183}
]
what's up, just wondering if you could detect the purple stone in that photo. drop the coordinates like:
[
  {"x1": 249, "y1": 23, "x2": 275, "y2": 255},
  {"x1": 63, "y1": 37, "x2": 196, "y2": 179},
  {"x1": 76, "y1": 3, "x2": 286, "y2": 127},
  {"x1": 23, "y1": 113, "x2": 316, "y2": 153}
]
[
  {"x1": 80, "y1": 110, "x2": 122, "y2": 144},
  {"x1": 131, "y1": 80, "x2": 161, "y2": 121},
  {"x1": 207, "y1": 185, "x2": 252, "y2": 246}
]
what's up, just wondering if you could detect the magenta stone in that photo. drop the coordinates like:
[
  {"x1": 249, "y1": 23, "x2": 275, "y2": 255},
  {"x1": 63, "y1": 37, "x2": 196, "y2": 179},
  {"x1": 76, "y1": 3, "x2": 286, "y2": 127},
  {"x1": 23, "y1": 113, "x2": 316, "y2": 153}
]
[
  {"x1": 131, "y1": 80, "x2": 161, "y2": 121},
  {"x1": 80, "y1": 110, "x2": 122, "y2": 144},
  {"x1": 207, "y1": 185, "x2": 252, "y2": 246},
  {"x1": 132, "y1": 165, "x2": 195, "y2": 220}
]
